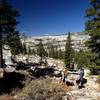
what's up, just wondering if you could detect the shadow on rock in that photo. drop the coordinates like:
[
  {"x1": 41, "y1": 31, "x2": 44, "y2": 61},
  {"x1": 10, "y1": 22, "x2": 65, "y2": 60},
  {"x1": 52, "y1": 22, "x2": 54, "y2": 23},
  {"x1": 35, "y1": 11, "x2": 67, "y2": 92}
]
[
  {"x1": 31, "y1": 67, "x2": 55, "y2": 78},
  {"x1": 16, "y1": 62, "x2": 40, "y2": 70}
]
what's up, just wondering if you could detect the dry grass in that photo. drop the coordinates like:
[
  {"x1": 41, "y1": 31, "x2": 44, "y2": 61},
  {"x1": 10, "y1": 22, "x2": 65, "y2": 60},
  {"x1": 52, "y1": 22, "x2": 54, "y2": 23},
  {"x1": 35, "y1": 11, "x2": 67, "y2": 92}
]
[
  {"x1": 0, "y1": 95, "x2": 14, "y2": 100},
  {"x1": 17, "y1": 76, "x2": 69, "y2": 100}
]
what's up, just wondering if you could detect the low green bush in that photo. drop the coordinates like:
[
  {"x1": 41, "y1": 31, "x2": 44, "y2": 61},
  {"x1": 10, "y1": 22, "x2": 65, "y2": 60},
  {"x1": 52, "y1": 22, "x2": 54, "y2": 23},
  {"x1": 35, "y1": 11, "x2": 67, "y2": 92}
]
[{"x1": 89, "y1": 66, "x2": 100, "y2": 75}]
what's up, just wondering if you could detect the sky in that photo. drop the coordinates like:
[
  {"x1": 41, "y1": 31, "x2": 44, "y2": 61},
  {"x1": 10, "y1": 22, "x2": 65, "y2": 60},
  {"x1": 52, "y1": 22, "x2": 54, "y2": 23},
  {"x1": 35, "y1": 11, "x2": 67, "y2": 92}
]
[{"x1": 9, "y1": 0, "x2": 89, "y2": 36}]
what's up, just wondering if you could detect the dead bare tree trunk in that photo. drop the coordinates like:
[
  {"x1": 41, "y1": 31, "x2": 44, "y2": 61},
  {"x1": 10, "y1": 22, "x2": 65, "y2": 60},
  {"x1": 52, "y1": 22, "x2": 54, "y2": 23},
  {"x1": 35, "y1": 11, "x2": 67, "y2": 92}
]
[{"x1": 0, "y1": 25, "x2": 3, "y2": 68}]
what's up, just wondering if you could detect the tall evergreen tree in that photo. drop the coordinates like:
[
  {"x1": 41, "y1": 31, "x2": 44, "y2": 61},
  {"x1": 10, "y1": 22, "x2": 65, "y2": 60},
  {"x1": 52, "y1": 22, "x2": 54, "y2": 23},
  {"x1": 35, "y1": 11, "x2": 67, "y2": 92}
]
[
  {"x1": 58, "y1": 49, "x2": 64, "y2": 60},
  {"x1": 27, "y1": 46, "x2": 35, "y2": 55},
  {"x1": 74, "y1": 50, "x2": 95, "y2": 69},
  {"x1": 48, "y1": 45, "x2": 54, "y2": 58},
  {"x1": 64, "y1": 32, "x2": 74, "y2": 69},
  {"x1": 0, "y1": 0, "x2": 21, "y2": 67},
  {"x1": 31, "y1": 49, "x2": 36, "y2": 55},
  {"x1": 27, "y1": 46, "x2": 31, "y2": 55},
  {"x1": 48, "y1": 45, "x2": 59, "y2": 59},
  {"x1": 22, "y1": 42, "x2": 27, "y2": 54},
  {"x1": 36, "y1": 41, "x2": 48, "y2": 58},
  {"x1": 85, "y1": 0, "x2": 100, "y2": 67},
  {"x1": 22, "y1": 33, "x2": 27, "y2": 54},
  {"x1": 53, "y1": 46, "x2": 58, "y2": 59},
  {"x1": 6, "y1": 31, "x2": 23, "y2": 55}
]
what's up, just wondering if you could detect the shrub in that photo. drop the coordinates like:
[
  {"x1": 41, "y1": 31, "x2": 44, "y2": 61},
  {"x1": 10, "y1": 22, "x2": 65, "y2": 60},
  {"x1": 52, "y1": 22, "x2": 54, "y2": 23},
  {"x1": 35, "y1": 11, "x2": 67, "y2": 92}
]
[
  {"x1": 89, "y1": 66, "x2": 100, "y2": 75},
  {"x1": 18, "y1": 77, "x2": 66, "y2": 100}
]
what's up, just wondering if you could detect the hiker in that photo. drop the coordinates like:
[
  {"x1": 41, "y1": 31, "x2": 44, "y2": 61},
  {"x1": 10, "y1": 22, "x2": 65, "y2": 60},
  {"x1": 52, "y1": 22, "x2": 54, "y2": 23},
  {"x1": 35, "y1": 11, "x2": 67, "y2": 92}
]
[
  {"x1": 62, "y1": 68, "x2": 68, "y2": 82},
  {"x1": 76, "y1": 66, "x2": 84, "y2": 88},
  {"x1": 61, "y1": 71, "x2": 65, "y2": 81}
]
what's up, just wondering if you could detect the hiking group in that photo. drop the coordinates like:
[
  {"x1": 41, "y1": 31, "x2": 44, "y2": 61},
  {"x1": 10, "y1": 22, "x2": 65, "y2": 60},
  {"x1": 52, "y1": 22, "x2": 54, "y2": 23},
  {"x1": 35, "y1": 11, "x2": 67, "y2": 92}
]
[{"x1": 61, "y1": 66, "x2": 87, "y2": 89}]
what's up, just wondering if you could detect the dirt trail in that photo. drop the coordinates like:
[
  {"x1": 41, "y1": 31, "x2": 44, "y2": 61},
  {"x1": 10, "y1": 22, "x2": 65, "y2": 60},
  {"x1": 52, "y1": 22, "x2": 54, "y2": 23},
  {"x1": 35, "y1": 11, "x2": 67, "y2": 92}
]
[{"x1": 66, "y1": 76, "x2": 100, "y2": 100}]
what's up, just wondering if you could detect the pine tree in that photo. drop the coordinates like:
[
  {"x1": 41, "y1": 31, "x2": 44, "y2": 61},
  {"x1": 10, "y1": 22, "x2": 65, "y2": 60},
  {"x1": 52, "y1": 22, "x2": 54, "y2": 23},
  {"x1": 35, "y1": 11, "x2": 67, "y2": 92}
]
[
  {"x1": 27, "y1": 46, "x2": 32, "y2": 55},
  {"x1": 58, "y1": 49, "x2": 64, "y2": 60},
  {"x1": 48, "y1": 45, "x2": 59, "y2": 59},
  {"x1": 31, "y1": 49, "x2": 36, "y2": 55},
  {"x1": 74, "y1": 50, "x2": 96, "y2": 69},
  {"x1": 0, "y1": 0, "x2": 21, "y2": 67},
  {"x1": 64, "y1": 32, "x2": 74, "y2": 69},
  {"x1": 6, "y1": 31, "x2": 23, "y2": 55},
  {"x1": 48, "y1": 45, "x2": 54, "y2": 58},
  {"x1": 36, "y1": 41, "x2": 48, "y2": 58},
  {"x1": 27, "y1": 46, "x2": 36, "y2": 55},
  {"x1": 85, "y1": 0, "x2": 100, "y2": 67},
  {"x1": 53, "y1": 46, "x2": 58, "y2": 59},
  {"x1": 22, "y1": 33, "x2": 27, "y2": 54},
  {"x1": 22, "y1": 42, "x2": 27, "y2": 54}
]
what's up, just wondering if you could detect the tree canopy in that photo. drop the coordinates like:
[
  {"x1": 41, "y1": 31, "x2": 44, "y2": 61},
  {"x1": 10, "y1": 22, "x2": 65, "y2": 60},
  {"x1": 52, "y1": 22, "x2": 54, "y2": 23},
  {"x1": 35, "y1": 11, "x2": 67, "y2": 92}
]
[
  {"x1": 85, "y1": 0, "x2": 100, "y2": 74},
  {"x1": 0, "y1": 0, "x2": 22, "y2": 67},
  {"x1": 85, "y1": 0, "x2": 100, "y2": 55}
]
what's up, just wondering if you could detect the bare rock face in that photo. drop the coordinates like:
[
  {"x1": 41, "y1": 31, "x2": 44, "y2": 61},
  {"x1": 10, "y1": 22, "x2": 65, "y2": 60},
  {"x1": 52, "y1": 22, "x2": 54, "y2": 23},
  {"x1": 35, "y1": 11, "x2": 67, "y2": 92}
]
[
  {"x1": 16, "y1": 54, "x2": 41, "y2": 64},
  {"x1": 4, "y1": 66, "x2": 15, "y2": 73}
]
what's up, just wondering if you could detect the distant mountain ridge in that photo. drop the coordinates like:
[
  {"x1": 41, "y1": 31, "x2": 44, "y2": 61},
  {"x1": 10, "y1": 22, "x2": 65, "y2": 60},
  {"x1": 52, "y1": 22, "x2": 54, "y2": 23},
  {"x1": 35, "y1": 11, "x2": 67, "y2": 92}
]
[
  {"x1": 24, "y1": 32, "x2": 85, "y2": 38},
  {"x1": 22, "y1": 32, "x2": 90, "y2": 52}
]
